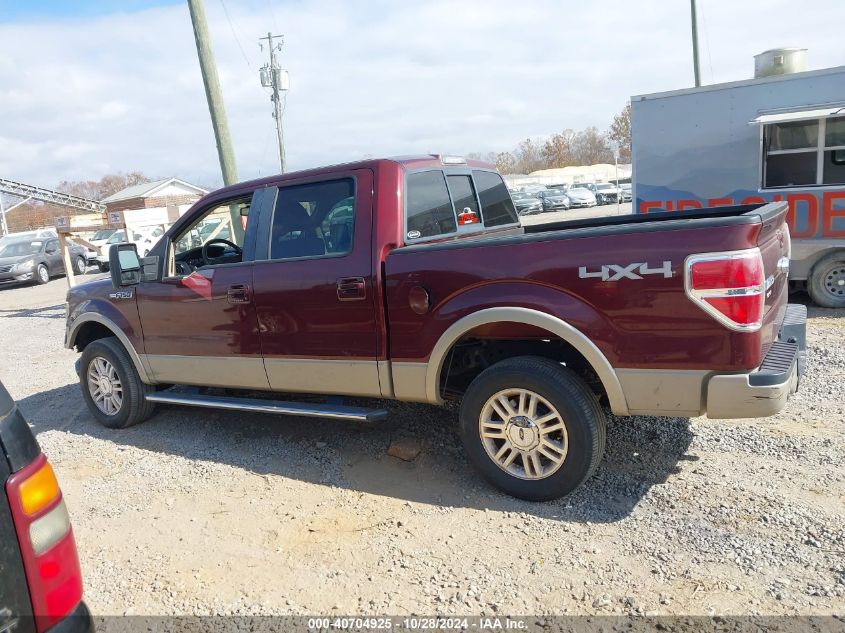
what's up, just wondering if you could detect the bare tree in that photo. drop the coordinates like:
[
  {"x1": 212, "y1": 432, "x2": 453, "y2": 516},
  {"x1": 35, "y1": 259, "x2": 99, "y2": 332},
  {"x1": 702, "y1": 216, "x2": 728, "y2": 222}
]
[
  {"x1": 572, "y1": 127, "x2": 614, "y2": 165},
  {"x1": 608, "y1": 102, "x2": 632, "y2": 163},
  {"x1": 514, "y1": 138, "x2": 546, "y2": 174},
  {"x1": 494, "y1": 152, "x2": 518, "y2": 174},
  {"x1": 542, "y1": 129, "x2": 577, "y2": 168},
  {"x1": 56, "y1": 171, "x2": 150, "y2": 201}
]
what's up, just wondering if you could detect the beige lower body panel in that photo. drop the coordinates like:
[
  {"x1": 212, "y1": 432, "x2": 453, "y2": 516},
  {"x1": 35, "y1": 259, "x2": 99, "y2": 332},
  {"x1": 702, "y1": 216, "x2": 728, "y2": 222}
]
[
  {"x1": 264, "y1": 358, "x2": 383, "y2": 398},
  {"x1": 391, "y1": 362, "x2": 430, "y2": 403},
  {"x1": 615, "y1": 368, "x2": 711, "y2": 417},
  {"x1": 145, "y1": 354, "x2": 271, "y2": 390}
]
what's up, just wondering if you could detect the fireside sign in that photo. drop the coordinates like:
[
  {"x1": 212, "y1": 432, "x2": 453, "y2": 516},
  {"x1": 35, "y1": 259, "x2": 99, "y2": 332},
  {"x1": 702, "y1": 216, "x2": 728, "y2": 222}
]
[{"x1": 638, "y1": 190, "x2": 845, "y2": 239}]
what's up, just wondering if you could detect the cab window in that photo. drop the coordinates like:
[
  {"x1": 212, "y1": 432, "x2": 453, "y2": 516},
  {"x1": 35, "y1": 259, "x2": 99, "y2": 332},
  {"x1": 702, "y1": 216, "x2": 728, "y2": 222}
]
[
  {"x1": 170, "y1": 196, "x2": 251, "y2": 274},
  {"x1": 269, "y1": 179, "x2": 355, "y2": 260}
]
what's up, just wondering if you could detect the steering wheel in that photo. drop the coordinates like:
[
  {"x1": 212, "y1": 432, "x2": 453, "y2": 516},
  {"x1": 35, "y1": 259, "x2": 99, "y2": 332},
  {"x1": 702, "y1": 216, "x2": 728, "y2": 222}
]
[{"x1": 202, "y1": 238, "x2": 242, "y2": 266}]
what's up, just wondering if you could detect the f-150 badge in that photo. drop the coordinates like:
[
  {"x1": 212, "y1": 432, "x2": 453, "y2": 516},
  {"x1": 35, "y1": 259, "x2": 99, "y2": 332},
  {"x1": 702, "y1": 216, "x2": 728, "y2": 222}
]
[{"x1": 579, "y1": 261, "x2": 673, "y2": 281}]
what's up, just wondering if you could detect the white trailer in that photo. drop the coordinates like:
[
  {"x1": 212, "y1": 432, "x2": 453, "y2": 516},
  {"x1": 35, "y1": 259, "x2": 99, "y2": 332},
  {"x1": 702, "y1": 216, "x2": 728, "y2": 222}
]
[{"x1": 632, "y1": 62, "x2": 845, "y2": 307}]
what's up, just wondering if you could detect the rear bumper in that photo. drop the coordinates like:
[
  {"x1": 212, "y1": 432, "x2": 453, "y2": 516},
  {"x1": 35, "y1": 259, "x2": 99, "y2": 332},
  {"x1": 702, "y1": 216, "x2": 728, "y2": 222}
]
[
  {"x1": 706, "y1": 304, "x2": 806, "y2": 419},
  {"x1": 47, "y1": 601, "x2": 94, "y2": 633}
]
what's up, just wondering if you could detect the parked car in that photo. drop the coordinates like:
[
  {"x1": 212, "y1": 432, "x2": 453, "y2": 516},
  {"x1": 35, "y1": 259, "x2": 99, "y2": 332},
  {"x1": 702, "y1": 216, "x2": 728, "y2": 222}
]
[
  {"x1": 593, "y1": 183, "x2": 620, "y2": 205},
  {"x1": 0, "y1": 380, "x2": 93, "y2": 632},
  {"x1": 510, "y1": 192, "x2": 544, "y2": 215},
  {"x1": 564, "y1": 186, "x2": 598, "y2": 208},
  {"x1": 95, "y1": 229, "x2": 158, "y2": 271},
  {"x1": 537, "y1": 189, "x2": 571, "y2": 211},
  {"x1": 619, "y1": 183, "x2": 632, "y2": 202},
  {"x1": 0, "y1": 237, "x2": 87, "y2": 286},
  {"x1": 81, "y1": 228, "x2": 118, "y2": 265},
  {"x1": 65, "y1": 155, "x2": 805, "y2": 501}
]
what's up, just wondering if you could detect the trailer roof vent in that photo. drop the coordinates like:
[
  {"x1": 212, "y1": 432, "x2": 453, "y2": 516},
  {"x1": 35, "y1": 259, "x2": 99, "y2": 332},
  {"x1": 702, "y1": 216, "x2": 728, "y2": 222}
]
[{"x1": 754, "y1": 48, "x2": 807, "y2": 78}]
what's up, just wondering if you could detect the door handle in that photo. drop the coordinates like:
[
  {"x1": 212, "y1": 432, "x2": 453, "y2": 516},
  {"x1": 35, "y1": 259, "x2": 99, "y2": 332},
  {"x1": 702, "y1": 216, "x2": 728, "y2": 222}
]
[
  {"x1": 337, "y1": 276, "x2": 366, "y2": 301},
  {"x1": 227, "y1": 283, "x2": 251, "y2": 304}
]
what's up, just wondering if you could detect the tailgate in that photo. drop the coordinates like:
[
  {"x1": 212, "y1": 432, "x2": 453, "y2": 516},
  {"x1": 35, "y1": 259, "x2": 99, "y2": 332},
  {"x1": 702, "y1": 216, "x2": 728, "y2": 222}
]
[
  {"x1": 756, "y1": 201, "x2": 791, "y2": 355},
  {"x1": 0, "y1": 387, "x2": 37, "y2": 633}
]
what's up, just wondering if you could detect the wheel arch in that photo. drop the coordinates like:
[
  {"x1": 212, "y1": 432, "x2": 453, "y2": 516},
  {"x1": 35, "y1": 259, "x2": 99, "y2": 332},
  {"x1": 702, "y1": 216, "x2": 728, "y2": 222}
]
[
  {"x1": 66, "y1": 313, "x2": 153, "y2": 384},
  {"x1": 426, "y1": 307, "x2": 629, "y2": 415}
]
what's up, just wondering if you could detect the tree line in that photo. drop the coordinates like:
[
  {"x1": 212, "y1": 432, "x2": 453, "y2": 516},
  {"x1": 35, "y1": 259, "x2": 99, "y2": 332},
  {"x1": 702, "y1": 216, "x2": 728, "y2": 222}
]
[{"x1": 469, "y1": 102, "x2": 631, "y2": 175}]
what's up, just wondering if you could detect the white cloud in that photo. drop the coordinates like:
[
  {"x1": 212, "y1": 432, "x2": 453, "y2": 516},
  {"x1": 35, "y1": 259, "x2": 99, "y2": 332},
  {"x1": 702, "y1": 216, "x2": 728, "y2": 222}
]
[{"x1": 0, "y1": 0, "x2": 842, "y2": 190}]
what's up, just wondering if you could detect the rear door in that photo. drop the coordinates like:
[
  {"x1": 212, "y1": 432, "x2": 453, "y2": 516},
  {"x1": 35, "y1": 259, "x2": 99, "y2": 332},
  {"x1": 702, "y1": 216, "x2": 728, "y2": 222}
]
[{"x1": 251, "y1": 169, "x2": 381, "y2": 397}]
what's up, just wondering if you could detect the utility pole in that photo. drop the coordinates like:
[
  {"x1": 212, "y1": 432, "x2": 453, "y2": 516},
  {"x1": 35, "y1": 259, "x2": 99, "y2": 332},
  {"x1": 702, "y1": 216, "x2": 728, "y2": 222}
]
[
  {"x1": 187, "y1": 0, "x2": 238, "y2": 186},
  {"x1": 259, "y1": 32, "x2": 288, "y2": 173},
  {"x1": 690, "y1": 0, "x2": 702, "y2": 87}
]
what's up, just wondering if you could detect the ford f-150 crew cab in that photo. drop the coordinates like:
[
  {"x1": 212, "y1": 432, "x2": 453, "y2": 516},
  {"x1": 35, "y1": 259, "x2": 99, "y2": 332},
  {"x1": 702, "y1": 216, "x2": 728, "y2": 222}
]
[
  {"x1": 0, "y1": 380, "x2": 92, "y2": 633},
  {"x1": 64, "y1": 155, "x2": 806, "y2": 500}
]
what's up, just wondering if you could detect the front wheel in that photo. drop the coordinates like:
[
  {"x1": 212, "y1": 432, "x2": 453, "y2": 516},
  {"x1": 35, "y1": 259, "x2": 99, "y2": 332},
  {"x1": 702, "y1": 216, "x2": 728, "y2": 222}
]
[
  {"x1": 35, "y1": 264, "x2": 49, "y2": 285},
  {"x1": 808, "y1": 251, "x2": 845, "y2": 308},
  {"x1": 97, "y1": 262, "x2": 109, "y2": 273},
  {"x1": 74, "y1": 256, "x2": 87, "y2": 275},
  {"x1": 79, "y1": 337, "x2": 156, "y2": 429},
  {"x1": 459, "y1": 356, "x2": 606, "y2": 501}
]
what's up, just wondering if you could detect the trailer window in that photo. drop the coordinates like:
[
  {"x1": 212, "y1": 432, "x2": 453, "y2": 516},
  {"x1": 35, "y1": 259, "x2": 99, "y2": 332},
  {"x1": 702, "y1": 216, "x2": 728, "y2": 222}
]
[
  {"x1": 406, "y1": 171, "x2": 457, "y2": 239},
  {"x1": 763, "y1": 116, "x2": 845, "y2": 188}
]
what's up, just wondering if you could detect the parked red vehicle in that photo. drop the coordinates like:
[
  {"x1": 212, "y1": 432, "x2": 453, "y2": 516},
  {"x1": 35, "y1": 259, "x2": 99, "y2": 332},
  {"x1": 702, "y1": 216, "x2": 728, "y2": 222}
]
[
  {"x1": 1, "y1": 380, "x2": 92, "y2": 633},
  {"x1": 64, "y1": 155, "x2": 805, "y2": 500}
]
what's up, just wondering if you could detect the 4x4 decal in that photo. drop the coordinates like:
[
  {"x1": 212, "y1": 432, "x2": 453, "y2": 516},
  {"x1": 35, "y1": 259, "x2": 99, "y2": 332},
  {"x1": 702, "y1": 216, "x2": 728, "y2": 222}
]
[{"x1": 579, "y1": 261, "x2": 674, "y2": 281}]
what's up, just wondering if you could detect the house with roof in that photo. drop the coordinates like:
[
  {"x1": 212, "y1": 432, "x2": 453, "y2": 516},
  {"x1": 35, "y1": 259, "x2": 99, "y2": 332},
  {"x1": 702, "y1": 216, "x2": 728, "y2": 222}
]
[
  {"x1": 101, "y1": 178, "x2": 208, "y2": 214},
  {"x1": 101, "y1": 178, "x2": 208, "y2": 232}
]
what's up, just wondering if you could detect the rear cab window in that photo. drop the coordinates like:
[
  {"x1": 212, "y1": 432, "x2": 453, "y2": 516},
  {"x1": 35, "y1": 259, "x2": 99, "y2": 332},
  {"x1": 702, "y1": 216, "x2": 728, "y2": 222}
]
[{"x1": 404, "y1": 167, "x2": 519, "y2": 244}]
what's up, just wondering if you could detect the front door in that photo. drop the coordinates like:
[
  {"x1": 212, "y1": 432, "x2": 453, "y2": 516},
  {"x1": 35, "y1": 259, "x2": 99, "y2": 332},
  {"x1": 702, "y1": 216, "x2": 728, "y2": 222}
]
[
  {"x1": 44, "y1": 239, "x2": 64, "y2": 274},
  {"x1": 136, "y1": 191, "x2": 270, "y2": 390},
  {"x1": 252, "y1": 169, "x2": 381, "y2": 397}
]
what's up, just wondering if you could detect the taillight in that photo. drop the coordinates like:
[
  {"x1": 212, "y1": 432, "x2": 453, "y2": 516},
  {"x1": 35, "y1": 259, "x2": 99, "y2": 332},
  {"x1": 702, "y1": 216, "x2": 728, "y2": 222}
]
[
  {"x1": 685, "y1": 248, "x2": 765, "y2": 331},
  {"x1": 6, "y1": 453, "x2": 83, "y2": 632}
]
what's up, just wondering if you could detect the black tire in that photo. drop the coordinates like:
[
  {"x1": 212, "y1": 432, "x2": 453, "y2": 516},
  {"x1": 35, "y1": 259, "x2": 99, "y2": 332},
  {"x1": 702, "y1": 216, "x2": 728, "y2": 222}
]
[
  {"x1": 35, "y1": 264, "x2": 49, "y2": 285},
  {"x1": 79, "y1": 337, "x2": 156, "y2": 429},
  {"x1": 459, "y1": 356, "x2": 606, "y2": 501},
  {"x1": 97, "y1": 262, "x2": 109, "y2": 273},
  {"x1": 74, "y1": 256, "x2": 87, "y2": 275},
  {"x1": 808, "y1": 251, "x2": 845, "y2": 308}
]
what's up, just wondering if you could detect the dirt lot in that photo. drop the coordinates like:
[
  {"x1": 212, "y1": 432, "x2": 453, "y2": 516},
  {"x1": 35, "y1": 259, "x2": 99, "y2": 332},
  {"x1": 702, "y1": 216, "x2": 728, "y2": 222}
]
[{"x1": 0, "y1": 269, "x2": 843, "y2": 618}]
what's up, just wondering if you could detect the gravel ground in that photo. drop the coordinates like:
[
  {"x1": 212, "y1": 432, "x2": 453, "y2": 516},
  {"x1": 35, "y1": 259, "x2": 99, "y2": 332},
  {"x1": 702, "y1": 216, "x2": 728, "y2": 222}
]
[{"x1": 0, "y1": 274, "x2": 843, "y2": 619}]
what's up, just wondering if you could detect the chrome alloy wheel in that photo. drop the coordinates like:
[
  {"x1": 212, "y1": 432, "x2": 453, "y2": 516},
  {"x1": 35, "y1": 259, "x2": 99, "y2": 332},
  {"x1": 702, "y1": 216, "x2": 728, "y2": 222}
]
[
  {"x1": 37, "y1": 265, "x2": 49, "y2": 283},
  {"x1": 87, "y1": 357, "x2": 123, "y2": 415},
  {"x1": 478, "y1": 388, "x2": 568, "y2": 480}
]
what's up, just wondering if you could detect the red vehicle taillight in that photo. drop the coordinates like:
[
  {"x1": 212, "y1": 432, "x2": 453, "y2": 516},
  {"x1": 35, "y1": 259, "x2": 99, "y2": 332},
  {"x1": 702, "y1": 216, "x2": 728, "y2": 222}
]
[
  {"x1": 685, "y1": 248, "x2": 765, "y2": 331},
  {"x1": 6, "y1": 453, "x2": 83, "y2": 632}
]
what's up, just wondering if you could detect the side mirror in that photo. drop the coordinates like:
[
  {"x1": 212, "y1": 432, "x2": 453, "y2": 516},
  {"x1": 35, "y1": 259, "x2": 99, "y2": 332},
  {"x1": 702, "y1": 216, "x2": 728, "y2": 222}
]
[
  {"x1": 45, "y1": 245, "x2": 57, "y2": 254},
  {"x1": 109, "y1": 243, "x2": 142, "y2": 288}
]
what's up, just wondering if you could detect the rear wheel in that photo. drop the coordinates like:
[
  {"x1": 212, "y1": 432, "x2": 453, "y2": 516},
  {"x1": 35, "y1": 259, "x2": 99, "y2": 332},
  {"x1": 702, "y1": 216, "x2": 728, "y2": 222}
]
[
  {"x1": 808, "y1": 251, "x2": 845, "y2": 308},
  {"x1": 35, "y1": 264, "x2": 49, "y2": 285},
  {"x1": 79, "y1": 337, "x2": 156, "y2": 429},
  {"x1": 459, "y1": 356, "x2": 606, "y2": 501},
  {"x1": 97, "y1": 262, "x2": 109, "y2": 273}
]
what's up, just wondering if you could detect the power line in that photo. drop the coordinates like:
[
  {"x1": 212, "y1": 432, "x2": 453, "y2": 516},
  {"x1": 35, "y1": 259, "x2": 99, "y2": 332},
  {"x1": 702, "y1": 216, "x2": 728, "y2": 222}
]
[{"x1": 219, "y1": 0, "x2": 252, "y2": 69}]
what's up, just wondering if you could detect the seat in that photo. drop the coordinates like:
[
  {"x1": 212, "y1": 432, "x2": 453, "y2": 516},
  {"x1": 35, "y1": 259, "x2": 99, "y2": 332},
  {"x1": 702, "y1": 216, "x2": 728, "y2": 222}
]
[{"x1": 271, "y1": 200, "x2": 326, "y2": 259}]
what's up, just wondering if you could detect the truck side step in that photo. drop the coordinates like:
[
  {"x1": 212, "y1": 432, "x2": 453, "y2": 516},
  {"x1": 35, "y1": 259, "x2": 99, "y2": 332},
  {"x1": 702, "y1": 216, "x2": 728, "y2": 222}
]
[{"x1": 144, "y1": 391, "x2": 388, "y2": 422}]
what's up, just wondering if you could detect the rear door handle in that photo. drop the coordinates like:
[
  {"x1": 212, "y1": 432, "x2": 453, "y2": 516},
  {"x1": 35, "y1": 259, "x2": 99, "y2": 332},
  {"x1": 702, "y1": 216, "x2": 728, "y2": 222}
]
[
  {"x1": 227, "y1": 283, "x2": 251, "y2": 304},
  {"x1": 337, "y1": 276, "x2": 366, "y2": 301}
]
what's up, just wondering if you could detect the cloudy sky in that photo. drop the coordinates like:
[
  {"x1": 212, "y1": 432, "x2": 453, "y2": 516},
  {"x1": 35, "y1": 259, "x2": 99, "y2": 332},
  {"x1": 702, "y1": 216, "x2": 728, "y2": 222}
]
[{"x1": 0, "y1": 0, "x2": 842, "y2": 190}]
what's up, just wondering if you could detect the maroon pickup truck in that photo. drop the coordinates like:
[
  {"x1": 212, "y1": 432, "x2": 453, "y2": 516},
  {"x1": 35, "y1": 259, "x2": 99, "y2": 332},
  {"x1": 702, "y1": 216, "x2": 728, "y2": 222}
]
[{"x1": 64, "y1": 155, "x2": 806, "y2": 500}]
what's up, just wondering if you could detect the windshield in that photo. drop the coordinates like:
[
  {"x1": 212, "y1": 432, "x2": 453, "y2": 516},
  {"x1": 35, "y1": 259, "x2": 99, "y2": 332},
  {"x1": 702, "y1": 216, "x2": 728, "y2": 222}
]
[
  {"x1": 595, "y1": 184, "x2": 614, "y2": 191},
  {"x1": 0, "y1": 241, "x2": 42, "y2": 257},
  {"x1": 92, "y1": 229, "x2": 116, "y2": 241},
  {"x1": 545, "y1": 189, "x2": 565, "y2": 196},
  {"x1": 106, "y1": 231, "x2": 126, "y2": 244}
]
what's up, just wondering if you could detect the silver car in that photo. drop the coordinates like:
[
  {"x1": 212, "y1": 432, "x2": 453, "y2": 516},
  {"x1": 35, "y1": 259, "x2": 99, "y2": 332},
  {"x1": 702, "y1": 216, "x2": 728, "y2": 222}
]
[{"x1": 564, "y1": 187, "x2": 597, "y2": 208}]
